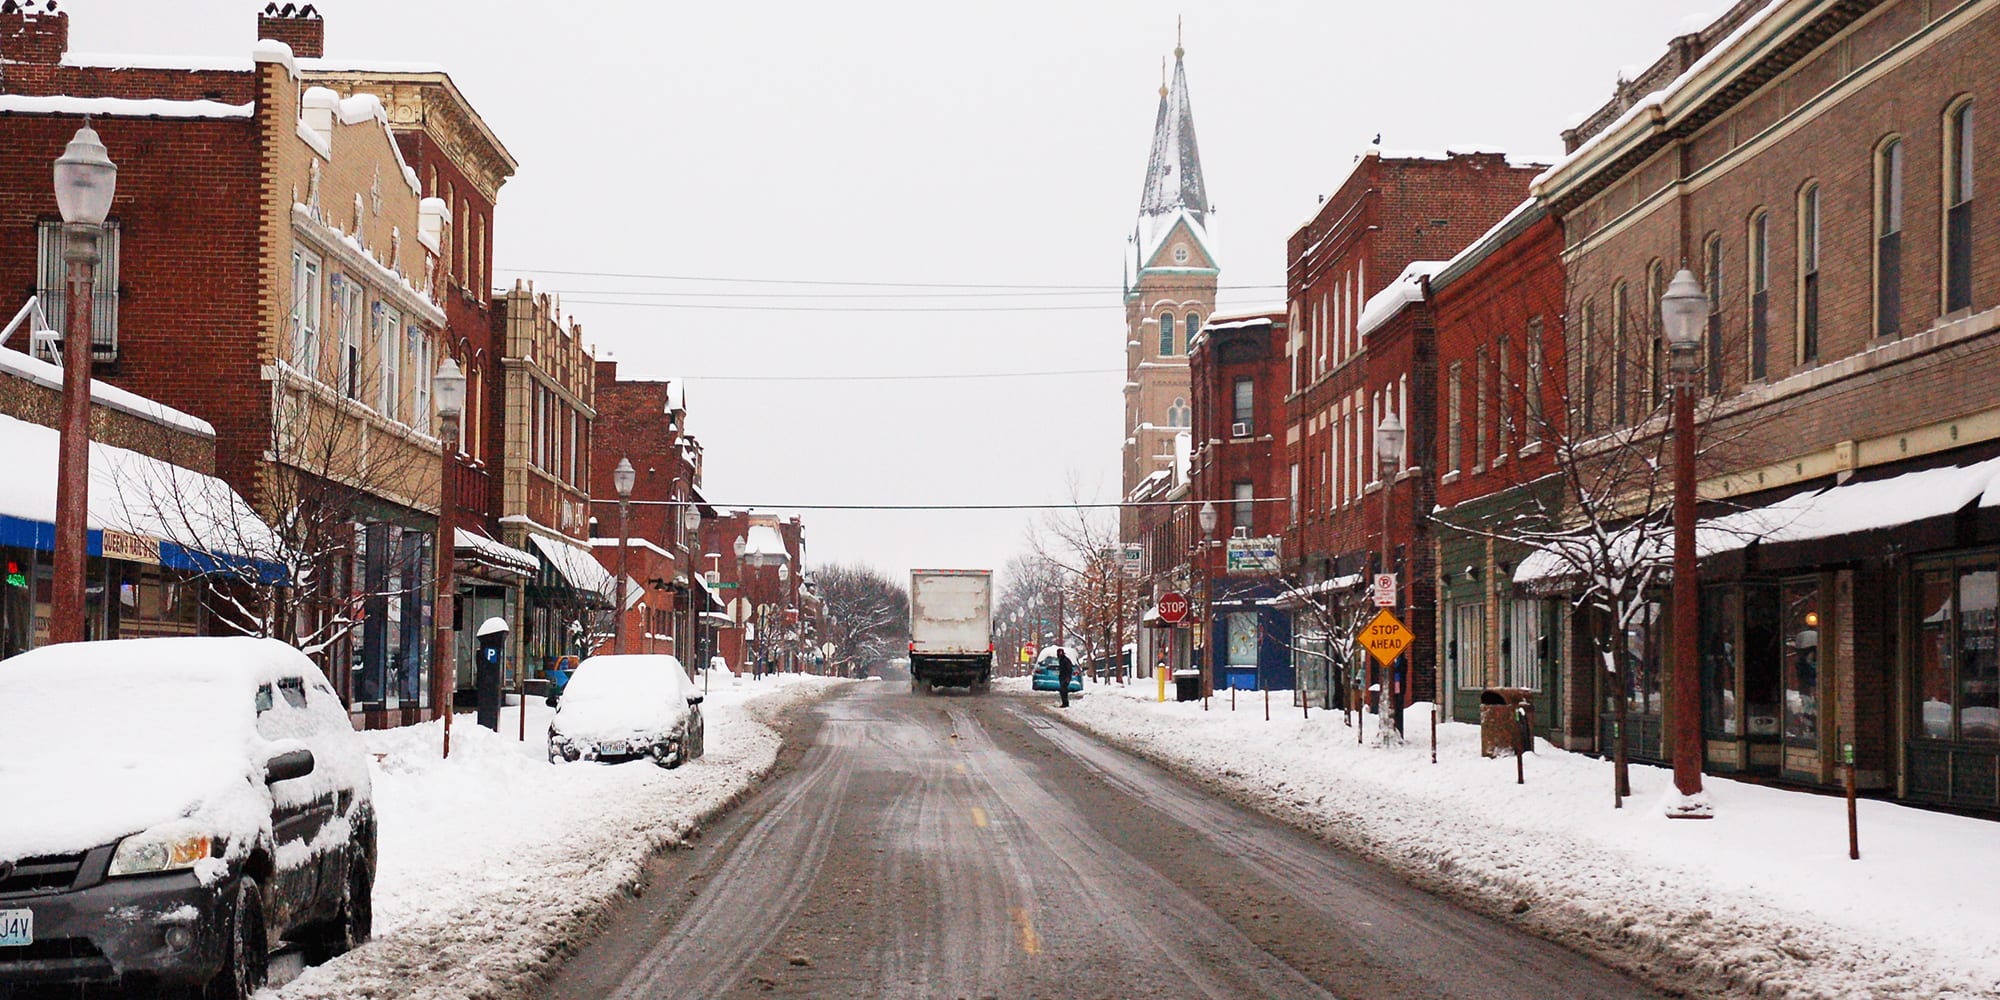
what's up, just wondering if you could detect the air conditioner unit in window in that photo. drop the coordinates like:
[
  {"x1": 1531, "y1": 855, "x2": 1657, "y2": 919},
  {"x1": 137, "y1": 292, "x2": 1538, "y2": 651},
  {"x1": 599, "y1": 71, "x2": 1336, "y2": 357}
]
[
  {"x1": 1232, "y1": 526, "x2": 1250, "y2": 538},
  {"x1": 1231, "y1": 421, "x2": 1250, "y2": 438}
]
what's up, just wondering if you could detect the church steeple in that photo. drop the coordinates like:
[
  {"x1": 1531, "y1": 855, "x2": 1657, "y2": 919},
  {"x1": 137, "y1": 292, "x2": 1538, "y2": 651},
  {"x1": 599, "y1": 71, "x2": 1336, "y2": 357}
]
[{"x1": 1137, "y1": 41, "x2": 1209, "y2": 227}]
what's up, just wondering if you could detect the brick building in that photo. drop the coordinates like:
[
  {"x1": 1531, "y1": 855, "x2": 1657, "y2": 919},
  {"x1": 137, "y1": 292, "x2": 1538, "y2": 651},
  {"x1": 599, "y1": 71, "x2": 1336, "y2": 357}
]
[
  {"x1": 1509, "y1": 0, "x2": 1999, "y2": 810},
  {"x1": 704, "y1": 511, "x2": 809, "y2": 675},
  {"x1": 1282, "y1": 150, "x2": 1542, "y2": 718},
  {"x1": 589, "y1": 360, "x2": 718, "y2": 669},
  {"x1": 1188, "y1": 310, "x2": 1291, "y2": 690},
  {"x1": 0, "y1": 5, "x2": 464, "y2": 724}
]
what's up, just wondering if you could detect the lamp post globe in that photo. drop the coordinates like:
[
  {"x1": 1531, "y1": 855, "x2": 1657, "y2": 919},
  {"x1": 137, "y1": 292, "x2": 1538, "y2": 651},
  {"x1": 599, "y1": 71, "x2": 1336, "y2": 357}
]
[
  {"x1": 1197, "y1": 500, "x2": 1218, "y2": 537},
  {"x1": 612, "y1": 456, "x2": 636, "y2": 499},
  {"x1": 1374, "y1": 411, "x2": 1406, "y2": 472},
  {"x1": 432, "y1": 356, "x2": 466, "y2": 420},
  {"x1": 54, "y1": 124, "x2": 117, "y2": 226},
  {"x1": 1661, "y1": 268, "x2": 1707, "y2": 374},
  {"x1": 613, "y1": 457, "x2": 635, "y2": 654}
]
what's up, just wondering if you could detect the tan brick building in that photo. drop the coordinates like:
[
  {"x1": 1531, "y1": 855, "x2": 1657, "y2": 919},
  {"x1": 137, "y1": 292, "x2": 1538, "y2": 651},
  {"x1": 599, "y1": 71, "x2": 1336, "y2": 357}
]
[{"x1": 1533, "y1": 0, "x2": 2000, "y2": 810}]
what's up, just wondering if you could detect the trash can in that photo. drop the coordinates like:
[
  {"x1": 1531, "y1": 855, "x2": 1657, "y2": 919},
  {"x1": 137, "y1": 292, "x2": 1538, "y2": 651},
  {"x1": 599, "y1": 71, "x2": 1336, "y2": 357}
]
[
  {"x1": 1479, "y1": 687, "x2": 1534, "y2": 757},
  {"x1": 1174, "y1": 668, "x2": 1202, "y2": 703}
]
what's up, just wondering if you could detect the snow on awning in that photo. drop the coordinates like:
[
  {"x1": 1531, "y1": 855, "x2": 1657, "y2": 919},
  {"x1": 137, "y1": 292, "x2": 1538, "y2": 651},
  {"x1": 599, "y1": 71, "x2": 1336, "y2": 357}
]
[
  {"x1": 0, "y1": 413, "x2": 279, "y2": 579},
  {"x1": 528, "y1": 533, "x2": 615, "y2": 597},
  {"x1": 1515, "y1": 456, "x2": 2000, "y2": 588},
  {"x1": 1264, "y1": 573, "x2": 1364, "y2": 607},
  {"x1": 454, "y1": 528, "x2": 537, "y2": 576}
]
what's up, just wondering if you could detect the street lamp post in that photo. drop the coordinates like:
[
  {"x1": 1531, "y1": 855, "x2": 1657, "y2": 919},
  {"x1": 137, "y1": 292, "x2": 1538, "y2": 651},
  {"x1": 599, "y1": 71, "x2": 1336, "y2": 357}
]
[
  {"x1": 1198, "y1": 500, "x2": 1218, "y2": 706},
  {"x1": 682, "y1": 500, "x2": 702, "y2": 681},
  {"x1": 612, "y1": 457, "x2": 635, "y2": 654},
  {"x1": 49, "y1": 123, "x2": 117, "y2": 645},
  {"x1": 1375, "y1": 411, "x2": 1406, "y2": 740},
  {"x1": 1661, "y1": 268, "x2": 1712, "y2": 819},
  {"x1": 431, "y1": 356, "x2": 466, "y2": 757}
]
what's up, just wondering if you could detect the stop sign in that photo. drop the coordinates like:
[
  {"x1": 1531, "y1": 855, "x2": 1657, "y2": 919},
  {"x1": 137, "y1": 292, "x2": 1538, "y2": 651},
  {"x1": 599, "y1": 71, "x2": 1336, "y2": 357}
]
[{"x1": 1157, "y1": 592, "x2": 1190, "y2": 624}]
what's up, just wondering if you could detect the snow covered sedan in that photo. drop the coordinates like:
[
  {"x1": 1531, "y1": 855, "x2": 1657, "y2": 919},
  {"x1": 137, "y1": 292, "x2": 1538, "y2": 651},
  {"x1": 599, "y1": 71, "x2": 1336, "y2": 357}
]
[
  {"x1": 547, "y1": 654, "x2": 706, "y2": 768},
  {"x1": 0, "y1": 637, "x2": 375, "y2": 998}
]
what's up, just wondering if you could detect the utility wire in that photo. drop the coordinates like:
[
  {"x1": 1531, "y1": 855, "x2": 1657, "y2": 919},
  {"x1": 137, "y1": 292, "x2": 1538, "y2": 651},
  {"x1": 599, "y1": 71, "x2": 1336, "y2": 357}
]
[
  {"x1": 497, "y1": 264, "x2": 1284, "y2": 292},
  {"x1": 679, "y1": 368, "x2": 1119, "y2": 382},
  {"x1": 587, "y1": 498, "x2": 1288, "y2": 509},
  {"x1": 558, "y1": 298, "x2": 1273, "y2": 313}
]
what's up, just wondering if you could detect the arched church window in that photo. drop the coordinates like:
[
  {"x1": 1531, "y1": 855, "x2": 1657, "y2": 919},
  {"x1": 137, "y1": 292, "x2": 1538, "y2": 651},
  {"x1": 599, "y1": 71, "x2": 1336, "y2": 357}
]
[{"x1": 1159, "y1": 312, "x2": 1176, "y2": 355}]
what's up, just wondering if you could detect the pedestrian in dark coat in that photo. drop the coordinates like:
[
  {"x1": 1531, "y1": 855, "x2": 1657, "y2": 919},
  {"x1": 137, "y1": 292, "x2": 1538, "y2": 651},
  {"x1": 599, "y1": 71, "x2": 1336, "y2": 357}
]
[{"x1": 1056, "y1": 647, "x2": 1075, "y2": 708}]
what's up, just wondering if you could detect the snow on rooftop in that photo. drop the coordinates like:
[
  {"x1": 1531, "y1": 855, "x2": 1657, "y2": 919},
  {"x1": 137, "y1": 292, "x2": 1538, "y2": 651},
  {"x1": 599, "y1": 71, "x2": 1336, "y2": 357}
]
[
  {"x1": 0, "y1": 95, "x2": 252, "y2": 119},
  {"x1": 0, "y1": 339, "x2": 214, "y2": 437},
  {"x1": 1355, "y1": 261, "x2": 1446, "y2": 339},
  {"x1": 743, "y1": 523, "x2": 788, "y2": 559},
  {"x1": 63, "y1": 50, "x2": 448, "y2": 76}
]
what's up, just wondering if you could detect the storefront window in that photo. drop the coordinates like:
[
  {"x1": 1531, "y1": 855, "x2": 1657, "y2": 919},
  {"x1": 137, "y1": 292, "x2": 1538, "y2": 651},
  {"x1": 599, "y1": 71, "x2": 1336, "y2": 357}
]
[
  {"x1": 1782, "y1": 581, "x2": 1821, "y2": 745},
  {"x1": 1451, "y1": 601, "x2": 1485, "y2": 690},
  {"x1": 1743, "y1": 586, "x2": 1781, "y2": 736},
  {"x1": 1500, "y1": 599, "x2": 1544, "y2": 692},
  {"x1": 1958, "y1": 567, "x2": 1998, "y2": 742},
  {"x1": 1614, "y1": 602, "x2": 1662, "y2": 715},
  {"x1": 1701, "y1": 588, "x2": 1740, "y2": 736},
  {"x1": 1918, "y1": 570, "x2": 1955, "y2": 740},
  {"x1": 1, "y1": 549, "x2": 32, "y2": 660}
]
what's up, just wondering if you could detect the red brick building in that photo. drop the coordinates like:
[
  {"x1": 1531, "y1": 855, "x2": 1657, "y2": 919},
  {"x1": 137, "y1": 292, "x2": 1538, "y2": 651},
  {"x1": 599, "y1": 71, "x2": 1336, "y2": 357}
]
[{"x1": 1282, "y1": 151, "x2": 1541, "y2": 714}]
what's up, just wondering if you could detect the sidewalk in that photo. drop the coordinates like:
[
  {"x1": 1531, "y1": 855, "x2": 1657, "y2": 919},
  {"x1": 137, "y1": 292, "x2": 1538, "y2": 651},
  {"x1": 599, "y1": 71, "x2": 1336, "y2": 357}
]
[
  {"x1": 1021, "y1": 677, "x2": 1999, "y2": 1000},
  {"x1": 272, "y1": 672, "x2": 848, "y2": 1000}
]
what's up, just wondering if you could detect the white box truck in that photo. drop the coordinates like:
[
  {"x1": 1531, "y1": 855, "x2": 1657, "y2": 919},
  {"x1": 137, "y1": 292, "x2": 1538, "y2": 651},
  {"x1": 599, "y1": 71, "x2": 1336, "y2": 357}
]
[{"x1": 908, "y1": 569, "x2": 994, "y2": 694}]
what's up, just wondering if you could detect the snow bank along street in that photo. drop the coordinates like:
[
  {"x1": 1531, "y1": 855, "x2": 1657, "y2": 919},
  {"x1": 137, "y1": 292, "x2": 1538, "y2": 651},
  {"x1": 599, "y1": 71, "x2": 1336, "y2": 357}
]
[
  {"x1": 269, "y1": 674, "x2": 847, "y2": 1000},
  {"x1": 1020, "y1": 679, "x2": 2000, "y2": 1000}
]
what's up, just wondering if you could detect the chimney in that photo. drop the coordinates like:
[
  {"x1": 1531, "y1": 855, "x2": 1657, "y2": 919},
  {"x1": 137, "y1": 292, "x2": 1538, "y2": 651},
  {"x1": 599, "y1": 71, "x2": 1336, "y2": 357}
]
[
  {"x1": 256, "y1": 3, "x2": 323, "y2": 60},
  {"x1": 0, "y1": 2, "x2": 69, "y2": 66}
]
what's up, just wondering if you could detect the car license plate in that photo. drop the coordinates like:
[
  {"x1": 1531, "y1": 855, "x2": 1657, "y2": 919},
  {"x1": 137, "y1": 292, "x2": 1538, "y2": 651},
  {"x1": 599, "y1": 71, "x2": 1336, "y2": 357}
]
[{"x1": 0, "y1": 907, "x2": 30, "y2": 947}]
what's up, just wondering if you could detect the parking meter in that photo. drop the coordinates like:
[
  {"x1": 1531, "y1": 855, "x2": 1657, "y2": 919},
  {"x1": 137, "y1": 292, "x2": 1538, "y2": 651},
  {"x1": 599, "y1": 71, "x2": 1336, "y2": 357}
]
[{"x1": 475, "y1": 616, "x2": 509, "y2": 731}]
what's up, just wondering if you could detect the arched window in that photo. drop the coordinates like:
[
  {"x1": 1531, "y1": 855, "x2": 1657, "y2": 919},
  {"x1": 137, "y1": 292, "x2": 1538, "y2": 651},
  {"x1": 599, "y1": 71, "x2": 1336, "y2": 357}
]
[
  {"x1": 1580, "y1": 298, "x2": 1597, "y2": 433},
  {"x1": 1748, "y1": 209, "x2": 1770, "y2": 379},
  {"x1": 1876, "y1": 137, "x2": 1905, "y2": 339},
  {"x1": 1185, "y1": 311, "x2": 1201, "y2": 346},
  {"x1": 1158, "y1": 311, "x2": 1176, "y2": 356},
  {"x1": 1798, "y1": 182, "x2": 1821, "y2": 364},
  {"x1": 1167, "y1": 397, "x2": 1189, "y2": 427},
  {"x1": 1703, "y1": 234, "x2": 1724, "y2": 394},
  {"x1": 1944, "y1": 99, "x2": 1975, "y2": 313}
]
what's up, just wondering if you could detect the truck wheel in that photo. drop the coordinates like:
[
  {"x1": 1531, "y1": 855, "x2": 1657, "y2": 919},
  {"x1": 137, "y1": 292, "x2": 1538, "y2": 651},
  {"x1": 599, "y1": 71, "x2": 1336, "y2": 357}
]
[{"x1": 971, "y1": 679, "x2": 990, "y2": 695}]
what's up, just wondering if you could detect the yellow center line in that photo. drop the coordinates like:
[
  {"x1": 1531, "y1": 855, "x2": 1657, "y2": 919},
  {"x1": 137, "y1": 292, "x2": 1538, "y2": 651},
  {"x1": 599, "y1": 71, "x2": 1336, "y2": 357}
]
[
  {"x1": 970, "y1": 806, "x2": 988, "y2": 828},
  {"x1": 1011, "y1": 907, "x2": 1041, "y2": 955}
]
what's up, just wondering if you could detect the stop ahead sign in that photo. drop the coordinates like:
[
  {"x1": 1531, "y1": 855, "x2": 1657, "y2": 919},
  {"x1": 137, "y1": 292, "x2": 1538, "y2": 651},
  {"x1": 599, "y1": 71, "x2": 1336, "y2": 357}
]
[{"x1": 1157, "y1": 592, "x2": 1190, "y2": 625}]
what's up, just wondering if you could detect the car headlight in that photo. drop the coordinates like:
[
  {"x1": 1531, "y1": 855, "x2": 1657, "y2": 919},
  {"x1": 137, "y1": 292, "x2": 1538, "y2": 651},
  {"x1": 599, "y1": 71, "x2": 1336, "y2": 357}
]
[{"x1": 108, "y1": 830, "x2": 213, "y2": 877}]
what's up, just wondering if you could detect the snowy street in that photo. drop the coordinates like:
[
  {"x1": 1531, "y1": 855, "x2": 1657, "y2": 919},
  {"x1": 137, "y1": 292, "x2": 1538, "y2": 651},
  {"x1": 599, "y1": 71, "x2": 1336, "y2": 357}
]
[
  {"x1": 536, "y1": 681, "x2": 1659, "y2": 1000},
  {"x1": 265, "y1": 673, "x2": 847, "y2": 1000},
  {"x1": 1032, "y1": 678, "x2": 2000, "y2": 1000}
]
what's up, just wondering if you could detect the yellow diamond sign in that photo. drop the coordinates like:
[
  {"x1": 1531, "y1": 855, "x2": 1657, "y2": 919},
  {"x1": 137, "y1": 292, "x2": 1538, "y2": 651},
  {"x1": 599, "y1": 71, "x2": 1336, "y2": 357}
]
[{"x1": 1358, "y1": 610, "x2": 1413, "y2": 667}]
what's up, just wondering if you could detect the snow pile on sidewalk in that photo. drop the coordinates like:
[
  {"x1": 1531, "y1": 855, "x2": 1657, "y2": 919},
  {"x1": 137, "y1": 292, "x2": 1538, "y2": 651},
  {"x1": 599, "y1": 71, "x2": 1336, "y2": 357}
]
[
  {"x1": 1026, "y1": 678, "x2": 1999, "y2": 1000},
  {"x1": 272, "y1": 674, "x2": 846, "y2": 1000}
]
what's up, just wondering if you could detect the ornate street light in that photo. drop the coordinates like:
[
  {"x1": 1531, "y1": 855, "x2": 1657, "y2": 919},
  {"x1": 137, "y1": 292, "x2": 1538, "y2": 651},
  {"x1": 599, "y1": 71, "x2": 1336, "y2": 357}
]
[
  {"x1": 1197, "y1": 500, "x2": 1218, "y2": 704},
  {"x1": 682, "y1": 500, "x2": 702, "y2": 682},
  {"x1": 433, "y1": 356, "x2": 466, "y2": 756},
  {"x1": 613, "y1": 457, "x2": 635, "y2": 654},
  {"x1": 48, "y1": 123, "x2": 117, "y2": 645},
  {"x1": 1662, "y1": 269, "x2": 1712, "y2": 819},
  {"x1": 1375, "y1": 411, "x2": 1407, "y2": 739}
]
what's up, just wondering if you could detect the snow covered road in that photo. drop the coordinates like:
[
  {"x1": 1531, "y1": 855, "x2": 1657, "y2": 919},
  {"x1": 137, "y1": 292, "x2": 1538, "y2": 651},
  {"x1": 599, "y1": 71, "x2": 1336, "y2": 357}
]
[
  {"x1": 266, "y1": 673, "x2": 848, "y2": 1000},
  {"x1": 1030, "y1": 678, "x2": 2000, "y2": 1000}
]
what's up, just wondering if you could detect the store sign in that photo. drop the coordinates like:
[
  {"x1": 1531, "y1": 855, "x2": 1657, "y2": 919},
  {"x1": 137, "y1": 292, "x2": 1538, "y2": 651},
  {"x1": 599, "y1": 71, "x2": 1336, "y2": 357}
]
[
  {"x1": 1224, "y1": 537, "x2": 1282, "y2": 575},
  {"x1": 100, "y1": 530, "x2": 160, "y2": 566}
]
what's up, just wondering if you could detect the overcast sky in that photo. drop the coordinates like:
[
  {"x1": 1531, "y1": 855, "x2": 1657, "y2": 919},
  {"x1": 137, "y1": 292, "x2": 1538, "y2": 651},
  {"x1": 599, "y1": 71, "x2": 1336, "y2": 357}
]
[{"x1": 72, "y1": 1, "x2": 1720, "y2": 582}]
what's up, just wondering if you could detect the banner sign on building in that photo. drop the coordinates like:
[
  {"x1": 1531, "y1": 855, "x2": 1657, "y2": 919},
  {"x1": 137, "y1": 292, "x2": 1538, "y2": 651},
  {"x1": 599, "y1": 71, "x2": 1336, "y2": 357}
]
[
  {"x1": 100, "y1": 529, "x2": 161, "y2": 566},
  {"x1": 1224, "y1": 537, "x2": 1282, "y2": 575}
]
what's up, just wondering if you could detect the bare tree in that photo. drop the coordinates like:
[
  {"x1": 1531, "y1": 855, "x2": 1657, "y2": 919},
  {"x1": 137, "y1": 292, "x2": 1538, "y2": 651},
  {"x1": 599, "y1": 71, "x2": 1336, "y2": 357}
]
[
  {"x1": 815, "y1": 563, "x2": 909, "y2": 674},
  {"x1": 1031, "y1": 501, "x2": 1145, "y2": 682}
]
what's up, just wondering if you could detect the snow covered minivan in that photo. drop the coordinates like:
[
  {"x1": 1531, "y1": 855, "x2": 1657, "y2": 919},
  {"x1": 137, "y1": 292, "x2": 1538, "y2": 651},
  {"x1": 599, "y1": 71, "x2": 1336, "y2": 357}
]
[{"x1": 0, "y1": 637, "x2": 375, "y2": 997}]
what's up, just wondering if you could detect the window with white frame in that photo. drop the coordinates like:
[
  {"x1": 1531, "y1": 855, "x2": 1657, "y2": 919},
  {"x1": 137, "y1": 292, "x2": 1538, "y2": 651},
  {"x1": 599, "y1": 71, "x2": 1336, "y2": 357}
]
[
  {"x1": 410, "y1": 326, "x2": 431, "y2": 433},
  {"x1": 35, "y1": 220, "x2": 121, "y2": 360},
  {"x1": 375, "y1": 304, "x2": 402, "y2": 417},
  {"x1": 289, "y1": 248, "x2": 322, "y2": 378},
  {"x1": 337, "y1": 278, "x2": 364, "y2": 399}
]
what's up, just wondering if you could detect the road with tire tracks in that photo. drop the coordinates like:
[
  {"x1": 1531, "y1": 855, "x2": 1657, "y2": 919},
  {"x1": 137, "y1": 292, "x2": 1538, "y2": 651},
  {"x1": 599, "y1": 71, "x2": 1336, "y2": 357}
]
[{"x1": 539, "y1": 682, "x2": 1663, "y2": 1000}]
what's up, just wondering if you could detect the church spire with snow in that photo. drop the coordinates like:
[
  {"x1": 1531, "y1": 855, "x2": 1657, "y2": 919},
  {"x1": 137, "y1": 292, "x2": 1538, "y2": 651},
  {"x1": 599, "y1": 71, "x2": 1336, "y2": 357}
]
[{"x1": 1137, "y1": 39, "x2": 1209, "y2": 228}]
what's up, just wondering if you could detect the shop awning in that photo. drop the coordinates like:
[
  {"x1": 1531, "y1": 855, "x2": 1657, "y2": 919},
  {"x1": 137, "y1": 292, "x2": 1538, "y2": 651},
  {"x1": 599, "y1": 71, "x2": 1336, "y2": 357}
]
[
  {"x1": 1515, "y1": 455, "x2": 2000, "y2": 587},
  {"x1": 528, "y1": 532, "x2": 615, "y2": 597},
  {"x1": 0, "y1": 412, "x2": 283, "y2": 582},
  {"x1": 454, "y1": 527, "x2": 537, "y2": 576},
  {"x1": 1264, "y1": 574, "x2": 1363, "y2": 608}
]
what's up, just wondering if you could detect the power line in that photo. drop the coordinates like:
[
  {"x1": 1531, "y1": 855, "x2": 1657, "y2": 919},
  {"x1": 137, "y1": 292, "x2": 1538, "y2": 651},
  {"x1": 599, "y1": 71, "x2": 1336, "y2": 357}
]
[
  {"x1": 497, "y1": 264, "x2": 1284, "y2": 292},
  {"x1": 557, "y1": 298, "x2": 1270, "y2": 314},
  {"x1": 680, "y1": 368, "x2": 1119, "y2": 382},
  {"x1": 586, "y1": 498, "x2": 1288, "y2": 509}
]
